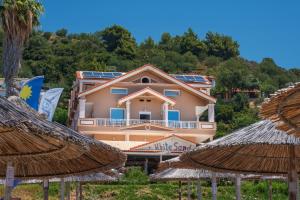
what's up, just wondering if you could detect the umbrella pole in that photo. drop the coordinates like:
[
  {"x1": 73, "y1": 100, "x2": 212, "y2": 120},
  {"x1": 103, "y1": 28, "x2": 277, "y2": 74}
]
[
  {"x1": 79, "y1": 183, "x2": 83, "y2": 200},
  {"x1": 66, "y1": 182, "x2": 70, "y2": 200},
  {"x1": 43, "y1": 179, "x2": 49, "y2": 200},
  {"x1": 288, "y1": 146, "x2": 298, "y2": 200},
  {"x1": 196, "y1": 179, "x2": 202, "y2": 200},
  {"x1": 235, "y1": 174, "x2": 241, "y2": 200},
  {"x1": 268, "y1": 180, "x2": 272, "y2": 200},
  {"x1": 178, "y1": 181, "x2": 182, "y2": 200},
  {"x1": 4, "y1": 161, "x2": 14, "y2": 200},
  {"x1": 75, "y1": 182, "x2": 80, "y2": 200},
  {"x1": 211, "y1": 173, "x2": 217, "y2": 200},
  {"x1": 187, "y1": 180, "x2": 191, "y2": 200},
  {"x1": 60, "y1": 178, "x2": 65, "y2": 200}
]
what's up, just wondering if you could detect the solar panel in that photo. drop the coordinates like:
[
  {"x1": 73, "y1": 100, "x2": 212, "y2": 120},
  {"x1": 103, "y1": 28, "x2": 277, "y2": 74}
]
[
  {"x1": 82, "y1": 71, "x2": 123, "y2": 79},
  {"x1": 173, "y1": 75, "x2": 208, "y2": 83}
]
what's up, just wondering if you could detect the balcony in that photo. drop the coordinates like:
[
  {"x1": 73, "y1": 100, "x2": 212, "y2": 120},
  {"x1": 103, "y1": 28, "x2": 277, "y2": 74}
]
[{"x1": 78, "y1": 118, "x2": 216, "y2": 130}]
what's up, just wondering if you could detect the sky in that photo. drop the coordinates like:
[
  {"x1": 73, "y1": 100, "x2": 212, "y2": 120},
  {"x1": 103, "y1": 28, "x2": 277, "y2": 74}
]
[{"x1": 40, "y1": 0, "x2": 300, "y2": 68}]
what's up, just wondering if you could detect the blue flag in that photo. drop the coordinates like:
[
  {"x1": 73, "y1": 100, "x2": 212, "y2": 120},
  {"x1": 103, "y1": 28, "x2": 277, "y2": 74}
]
[
  {"x1": 19, "y1": 76, "x2": 44, "y2": 110},
  {"x1": 39, "y1": 88, "x2": 64, "y2": 121}
]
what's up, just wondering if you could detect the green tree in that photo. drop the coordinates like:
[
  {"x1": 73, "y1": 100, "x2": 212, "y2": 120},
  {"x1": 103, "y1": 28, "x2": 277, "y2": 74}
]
[
  {"x1": 205, "y1": 31, "x2": 239, "y2": 59},
  {"x1": 99, "y1": 25, "x2": 137, "y2": 59},
  {"x1": 0, "y1": 0, "x2": 43, "y2": 96}
]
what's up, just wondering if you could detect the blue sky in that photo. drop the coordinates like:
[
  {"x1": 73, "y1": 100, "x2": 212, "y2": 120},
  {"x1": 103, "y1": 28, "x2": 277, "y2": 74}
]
[{"x1": 40, "y1": 0, "x2": 300, "y2": 68}]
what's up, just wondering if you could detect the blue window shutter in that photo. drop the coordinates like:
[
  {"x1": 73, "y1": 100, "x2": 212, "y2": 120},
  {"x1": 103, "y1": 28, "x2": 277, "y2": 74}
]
[
  {"x1": 168, "y1": 110, "x2": 180, "y2": 121},
  {"x1": 111, "y1": 109, "x2": 125, "y2": 119}
]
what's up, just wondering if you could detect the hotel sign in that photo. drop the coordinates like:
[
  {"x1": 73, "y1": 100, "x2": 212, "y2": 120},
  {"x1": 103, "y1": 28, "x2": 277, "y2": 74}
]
[{"x1": 133, "y1": 135, "x2": 196, "y2": 152}]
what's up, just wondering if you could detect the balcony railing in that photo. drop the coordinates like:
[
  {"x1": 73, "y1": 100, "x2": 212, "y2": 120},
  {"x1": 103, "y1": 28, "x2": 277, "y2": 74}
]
[{"x1": 78, "y1": 118, "x2": 215, "y2": 130}]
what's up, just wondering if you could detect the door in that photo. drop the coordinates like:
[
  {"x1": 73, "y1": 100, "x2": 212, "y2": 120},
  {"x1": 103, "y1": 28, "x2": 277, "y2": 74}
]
[{"x1": 139, "y1": 111, "x2": 151, "y2": 121}]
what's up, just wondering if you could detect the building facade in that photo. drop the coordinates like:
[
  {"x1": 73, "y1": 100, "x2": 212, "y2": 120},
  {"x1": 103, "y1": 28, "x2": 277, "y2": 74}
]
[{"x1": 68, "y1": 64, "x2": 216, "y2": 171}]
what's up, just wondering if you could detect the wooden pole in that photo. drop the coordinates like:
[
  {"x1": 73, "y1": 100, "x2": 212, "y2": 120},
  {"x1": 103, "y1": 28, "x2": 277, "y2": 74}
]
[
  {"x1": 187, "y1": 180, "x2": 191, "y2": 200},
  {"x1": 268, "y1": 180, "x2": 272, "y2": 200},
  {"x1": 178, "y1": 181, "x2": 182, "y2": 200},
  {"x1": 60, "y1": 178, "x2": 65, "y2": 200},
  {"x1": 196, "y1": 179, "x2": 202, "y2": 200},
  {"x1": 75, "y1": 182, "x2": 80, "y2": 200},
  {"x1": 4, "y1": 161, "x2": 14, "y2": 200},
  {"x1": 43, "y1": 180, "x2": 49, "y2": 200},
  {"x1": 66, "y1": 182, "x2": 70, "y2": 200},
  {"x1": 288, "y1": 146, "x2": 298, "y2": 200},
  {"x1": 235, "y1": 174, "x2": 241, "y2": 200},
  {"x1": 211, "y1": 173, "x2": 217, "y2": 200},
  {"x1": 144, "y1": 158, "x2": 148, "y2": 174},
  {"x1": 79, "y1": 183, "x2": 83, "y2": 200}
]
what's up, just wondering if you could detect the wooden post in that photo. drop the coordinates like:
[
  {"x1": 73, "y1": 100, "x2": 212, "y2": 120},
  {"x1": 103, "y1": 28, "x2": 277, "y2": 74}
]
[
  {"x1": 235, "y1": 174, "x2": 241, "y2": 200},
  {"x1": 211, "y1": 173, "x2": 217, "y2": 200},
  {"x1": 187, "y1": 180, "x2": 191, "y2": 200},
  {"x1": 288, "y1": 146, "x2": 298, "y2": 200},
  {"x1": 43, "y1": 180, "x2": 49, "y2": 200},
  {"x1": 75, "y1": 182, "x2": 80, "y2": 200},
  {"x1": 178, "y1": 181, "x2": 182, "y2": 200},
  {"x1": 268, "y1": 180, "x2": 272, "y2": 200},
  {"x1": 79, "y1": 183, "x2": 83, "y2": 200},
  {"x1": 196, "y1": 179, "x2": 202, "y2": 200},
  {"x1": 144, "y1": 158, "x2": 148, "y2": 174},
  {"x1": 4, "y1": 161, "x2": 14, "y2": 200},
  {"x1": 66, "y1": 182, "x2": 70, "y2": 200},
  {"x1": 60, "y1": 178, "x2": 65, "y2": 200}
]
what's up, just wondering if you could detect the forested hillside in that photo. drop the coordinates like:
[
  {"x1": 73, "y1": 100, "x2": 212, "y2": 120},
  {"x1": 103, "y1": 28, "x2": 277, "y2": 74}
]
[{"x1": 0, "y1": 25, "x2": 299, "y2": 137}]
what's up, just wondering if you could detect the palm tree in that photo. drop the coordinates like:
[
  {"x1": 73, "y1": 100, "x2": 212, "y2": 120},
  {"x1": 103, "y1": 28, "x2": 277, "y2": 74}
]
[{"x1": 0, "y1": 0, "x2": 43, "y2": 97}]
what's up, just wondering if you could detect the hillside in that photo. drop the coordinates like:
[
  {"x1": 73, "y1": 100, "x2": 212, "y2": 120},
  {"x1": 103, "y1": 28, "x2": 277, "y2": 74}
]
[{"x1": 0, "y1": 25, "x2": 299, "y2": 137}]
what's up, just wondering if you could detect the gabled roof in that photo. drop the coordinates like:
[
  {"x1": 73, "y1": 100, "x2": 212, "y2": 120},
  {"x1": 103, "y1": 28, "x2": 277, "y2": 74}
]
[
  {"x1": 118, "y1": 87, "x2": 176, "y2": 106},
  {"x1": 78, "y1": 64, "x2": 216, "y2": 103}
]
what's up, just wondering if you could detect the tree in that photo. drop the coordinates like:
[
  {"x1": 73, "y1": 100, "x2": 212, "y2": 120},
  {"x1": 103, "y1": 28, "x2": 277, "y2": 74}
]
[
  {"x1": 0, "y1": 0, "x2": 43, "y2": 96},
  {"x1": 99, "y1": 25, "x2": 137, "y2": 59},
  {"x1": 205, "y1": 32, "x2": 239, "y2": 59}
]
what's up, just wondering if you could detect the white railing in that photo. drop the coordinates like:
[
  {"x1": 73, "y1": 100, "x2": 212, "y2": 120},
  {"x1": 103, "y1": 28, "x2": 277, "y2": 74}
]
[{"x1": 79, "y1": 118, "x2": 215, "y2": 129}]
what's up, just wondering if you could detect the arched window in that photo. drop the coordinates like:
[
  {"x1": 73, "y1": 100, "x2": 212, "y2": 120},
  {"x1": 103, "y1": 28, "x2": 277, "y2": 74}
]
[{"x1": 141, "y1": 77, "x2": 150, "y2": 83}]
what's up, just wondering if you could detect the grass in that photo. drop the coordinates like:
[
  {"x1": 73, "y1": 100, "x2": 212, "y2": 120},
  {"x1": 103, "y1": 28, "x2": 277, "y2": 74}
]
[{"x1": 0, "y1": 168, "x2": 288, "y2": 200}]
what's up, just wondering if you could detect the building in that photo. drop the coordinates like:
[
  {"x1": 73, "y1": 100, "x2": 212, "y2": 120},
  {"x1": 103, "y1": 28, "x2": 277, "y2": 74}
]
[{"x1": 68, "y1": 64, "x2": 216, "y2": 171}]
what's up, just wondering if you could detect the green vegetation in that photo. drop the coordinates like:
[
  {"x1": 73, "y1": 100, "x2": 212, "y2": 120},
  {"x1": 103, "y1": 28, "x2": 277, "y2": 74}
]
[
  {"x1": 0, "y1": 25, "x2": 299, "y2": 130},
  {"x1": 0, "y1": 167, "x2": 288, "y2": 199}
]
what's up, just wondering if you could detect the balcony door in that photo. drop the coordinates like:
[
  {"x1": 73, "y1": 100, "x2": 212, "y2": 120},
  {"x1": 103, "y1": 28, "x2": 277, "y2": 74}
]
[{"x1": 139, "y1": 111, "x2": 151, "y2": 121}]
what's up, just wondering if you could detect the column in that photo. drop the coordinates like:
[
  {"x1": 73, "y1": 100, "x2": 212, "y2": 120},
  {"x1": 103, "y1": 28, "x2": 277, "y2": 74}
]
[
  {"x1": 126, "y1": 100, "x2": 131, "y2": 126},
  {"x1": 43, "y1": 180, "x2": 49, "y2": 200},
  {"x1": 208, "y1": 103, "x2": 215, "y2": 122},
  {"x1": 163, "y1": 102, "x2": 169, "y2": 127},
  {"x1": 4, "y1": 161, "x2": 14, "y2": 200},
  {"x1": 211, "y1": 173, "x2": 217, "y2": 200},
  {"x1": 79, "y1": 98, "x2": 86, "y2": 118},
  {"x1": 235, "y1": 174, "x2": 241, "y2": 200}
]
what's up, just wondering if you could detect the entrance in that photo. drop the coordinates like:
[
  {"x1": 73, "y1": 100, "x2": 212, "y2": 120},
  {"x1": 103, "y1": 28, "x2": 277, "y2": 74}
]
[{"x1": 139, "y1": 111, "x2": 151, "y2": 120}]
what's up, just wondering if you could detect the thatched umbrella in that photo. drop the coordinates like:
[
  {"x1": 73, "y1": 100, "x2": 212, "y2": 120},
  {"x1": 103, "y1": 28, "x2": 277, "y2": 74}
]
[
  {"x1": 157, "y1": 158, "x2": 235, "y2": 200},
  {"x1": 0, "y1": 96, "x2": 126, "y2": 199},
  {"x1": 180, "y1": 120, "x2": 300, "y2": 200},
  {"x1": 260, "y1": 83, "x2": 300, "y2": 136}
]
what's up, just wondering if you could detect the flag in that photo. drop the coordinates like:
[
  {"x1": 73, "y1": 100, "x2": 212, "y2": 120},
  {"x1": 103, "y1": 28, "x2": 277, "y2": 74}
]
[
  {"x1": 38, "y1": 88, "x2": 64, "y2": 121},
  {"x1": 19, "y1": 76, "x2": 44, "y2": 110}
]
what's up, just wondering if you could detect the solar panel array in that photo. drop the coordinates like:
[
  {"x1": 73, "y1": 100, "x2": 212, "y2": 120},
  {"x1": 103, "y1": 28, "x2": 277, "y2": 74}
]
[
  {"x1": 82, "y1": 71, "x2": 123, "y2": 79},
  {"x1": 174, "y1": 75, "x2": 208, "y2": 83}
]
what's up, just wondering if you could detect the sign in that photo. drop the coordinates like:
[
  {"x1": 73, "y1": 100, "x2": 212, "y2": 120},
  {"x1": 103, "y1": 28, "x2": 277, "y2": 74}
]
[{"x1": 133, "y1": 135, "x2": 196, "y2": 152}]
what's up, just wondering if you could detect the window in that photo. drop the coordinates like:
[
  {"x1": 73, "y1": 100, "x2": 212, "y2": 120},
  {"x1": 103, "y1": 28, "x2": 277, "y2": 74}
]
[
  {"x1": 164, "y1": 90, "x2": 180, "y2": 97},
  {"x1": 168, "y1": 110, "x2": 180, "y2": 121},
  {"x1": 141, "y1": 77, "x2": 150, "y2": 83},
  {"x1": 139, "y1": 111, "x2": 151, "y2": 120},
  {"x1": 111, "y1": 88, "x2": 128, "y2": 95},
  {"x1": 110, "y1": 108, "x2": 125, "y2": 119}
]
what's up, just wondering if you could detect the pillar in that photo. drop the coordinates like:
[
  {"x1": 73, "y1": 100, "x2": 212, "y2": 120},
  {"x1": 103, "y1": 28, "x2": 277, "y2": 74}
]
[
  {"x1": 76, "y1": 182, "x2": 80, "y2": 200},
  {"x1": 268, "y1": 180, "x2": 272, "y2": 200},
  {"x1": 235, "y1": 174, "x2": 241, "y2": 200},
  {"x1": 178, "y1": 181, "x2": 182, "y2": 200},
  {"x1": 144, "y1": 158, "x2": 148, "y2": 174},
  {"x1": 211, "y1": 173, "x2": 217, "y2": 200},
  {"x1": 163, "y1": 102, "x2": 169, "y2": 127},
  {"x1": 60, "y1": 178, "x2": 65, "y2": 200},
  {"x1": 197, "y1": 179, "x2": 202, "y2": 200},
  {"x1": 66, "y1": 182, "x2": 70, "y2": 200},
  {"x1": 43, "y1": 180, "x2": 49, "y2": 200},
  {"x1": 126, "y1": 100, "x2": 131, "y2": 125},
  {"x1": 79, "y1": 98, "x2": 86, "y2": 118},
  {"x1": 208, "y1": 103, "x2": 215, "y2": 122},
  {"x1": 4, "y1": 161, "x2": 14, "y2": 200},
  {"x1": 288, "y1": 146, "x2": 298, "y2": 200},
  {"x1": 187, "y1": 180, "x2": 191, "y2": 200}
]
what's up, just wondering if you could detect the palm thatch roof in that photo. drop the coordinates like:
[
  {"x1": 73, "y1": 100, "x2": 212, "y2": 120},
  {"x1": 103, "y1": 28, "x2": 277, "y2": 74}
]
[
  {"x1": 151, "y1": 168, "x2": 234, "y2": 181},
  {"x1": 180, "y1": 120, "x2": 300, "y2": 175},
  {"x1": 260, "y1": 83, "x2": 300, "y2": 136},
  {"x1": 0, "y1": 96, "x2": 126, "y2": 178},
  {"x1": 158, "y1": 157, "x2": 193, "y2": 171}
]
